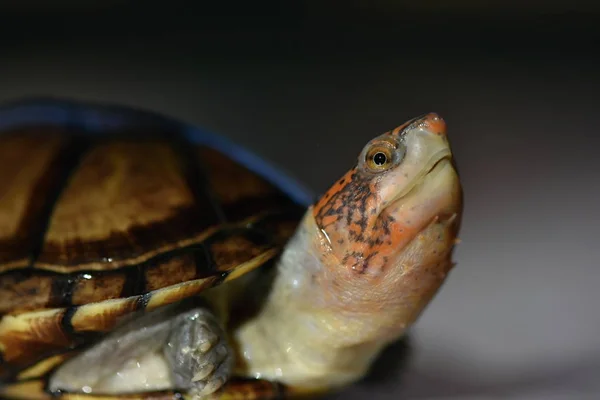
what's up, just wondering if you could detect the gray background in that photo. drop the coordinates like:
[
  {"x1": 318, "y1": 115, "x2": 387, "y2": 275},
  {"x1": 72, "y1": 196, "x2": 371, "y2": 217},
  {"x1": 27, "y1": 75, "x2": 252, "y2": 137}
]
[{"x1": 1, "y1": 1, "x2": 599, "y2": 399}]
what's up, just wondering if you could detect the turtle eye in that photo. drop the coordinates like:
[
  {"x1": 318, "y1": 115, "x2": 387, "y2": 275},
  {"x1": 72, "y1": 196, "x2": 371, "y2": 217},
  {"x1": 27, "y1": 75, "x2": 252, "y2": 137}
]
[{"x1": 365, "y1": 145, "x2": 394, "y2": 172}]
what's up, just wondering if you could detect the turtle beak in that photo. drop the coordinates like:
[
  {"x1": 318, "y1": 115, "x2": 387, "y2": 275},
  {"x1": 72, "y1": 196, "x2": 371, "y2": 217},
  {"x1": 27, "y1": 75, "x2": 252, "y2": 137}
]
[{"x1": 379, "y1": 113, "x2": 455, "y2": 210}]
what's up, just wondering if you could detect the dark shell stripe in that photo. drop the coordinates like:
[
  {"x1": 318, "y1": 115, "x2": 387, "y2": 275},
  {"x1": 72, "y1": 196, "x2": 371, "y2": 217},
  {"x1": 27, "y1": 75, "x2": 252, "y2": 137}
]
[
  {"x1": 0, "y1": 129, "x2": 89, "y2": 273},
  {"x1": 0, "y1": 378, "x2": 287, "y2": 400},
  {"x1": 0, "y1": 214, "x2": 297, "y2": 314}
]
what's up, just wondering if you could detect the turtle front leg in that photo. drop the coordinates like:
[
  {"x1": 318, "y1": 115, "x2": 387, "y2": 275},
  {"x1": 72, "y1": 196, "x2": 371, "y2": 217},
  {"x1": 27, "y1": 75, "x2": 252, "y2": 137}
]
[
  {"x1": 48, "y1": 299, "x2": 233, "y2": 398},
  {"x1": 164, "y1": 307, "x2": 233, "y2": 397}
]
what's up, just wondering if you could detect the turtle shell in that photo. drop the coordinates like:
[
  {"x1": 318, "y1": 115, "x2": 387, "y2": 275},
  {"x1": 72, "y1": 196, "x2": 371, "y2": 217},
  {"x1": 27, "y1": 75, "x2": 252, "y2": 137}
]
[{"x1": 0, "y1": 99, "x2": 311, "y2": 400}]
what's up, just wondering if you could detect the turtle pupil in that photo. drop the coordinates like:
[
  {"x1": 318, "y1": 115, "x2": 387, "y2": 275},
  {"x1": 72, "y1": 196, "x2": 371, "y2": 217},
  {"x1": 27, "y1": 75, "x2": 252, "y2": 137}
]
[{"x1": 373, "y1": 152, "x2": 387, "y2": 166}]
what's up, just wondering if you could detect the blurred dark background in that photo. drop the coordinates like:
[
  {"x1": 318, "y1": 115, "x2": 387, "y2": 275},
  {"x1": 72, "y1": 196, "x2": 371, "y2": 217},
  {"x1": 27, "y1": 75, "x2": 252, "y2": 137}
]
[{"x1": 1, "y1": 1, "x2": 599, "y2": 399}]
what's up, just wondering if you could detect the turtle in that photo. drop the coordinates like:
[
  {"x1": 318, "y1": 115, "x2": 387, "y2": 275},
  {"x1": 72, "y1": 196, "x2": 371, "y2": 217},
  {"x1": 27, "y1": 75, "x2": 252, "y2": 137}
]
[{"x1": 0, "y1": 99, "x2": 463, "y2": 400}]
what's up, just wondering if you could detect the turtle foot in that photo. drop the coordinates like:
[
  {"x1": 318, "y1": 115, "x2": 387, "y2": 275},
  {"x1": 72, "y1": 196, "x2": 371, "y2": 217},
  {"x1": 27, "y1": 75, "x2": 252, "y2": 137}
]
[{"x1": 164, "y1": 308, "x2": 233, "y2": 397}]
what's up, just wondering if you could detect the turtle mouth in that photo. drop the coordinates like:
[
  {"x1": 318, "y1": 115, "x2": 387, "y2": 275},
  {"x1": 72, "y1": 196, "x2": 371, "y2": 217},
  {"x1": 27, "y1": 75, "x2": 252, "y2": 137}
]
[{"x1": 390, "y1": 150, "x2": 453, "y2": 204}]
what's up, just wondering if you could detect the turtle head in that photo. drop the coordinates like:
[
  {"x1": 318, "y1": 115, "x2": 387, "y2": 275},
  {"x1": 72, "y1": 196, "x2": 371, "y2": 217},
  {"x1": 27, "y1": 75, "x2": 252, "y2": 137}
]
[{"x1": 310, "y1": 113, "x2": 462, "y2": 340}]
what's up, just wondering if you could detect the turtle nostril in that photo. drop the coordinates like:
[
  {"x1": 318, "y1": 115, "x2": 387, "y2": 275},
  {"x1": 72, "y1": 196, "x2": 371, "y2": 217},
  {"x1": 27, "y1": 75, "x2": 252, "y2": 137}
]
[{"x1": 423, "y1": 113, "x2": 447, "y2": 137}]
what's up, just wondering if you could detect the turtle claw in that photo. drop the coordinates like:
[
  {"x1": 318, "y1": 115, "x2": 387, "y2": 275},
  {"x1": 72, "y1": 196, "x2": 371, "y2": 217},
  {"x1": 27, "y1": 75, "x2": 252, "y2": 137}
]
[
  {"x1": 189, "y1": 339, "x2": 230, "y2": 396},
  {"x1": 195, "y1": 325, "x2": 219, "y2": 353},
  {"x1": 197, "y1": 376, "x2": 226, "y2": 397},
  {"x1": 192, "y1": 363, "x2": 215, "y2": 382}
]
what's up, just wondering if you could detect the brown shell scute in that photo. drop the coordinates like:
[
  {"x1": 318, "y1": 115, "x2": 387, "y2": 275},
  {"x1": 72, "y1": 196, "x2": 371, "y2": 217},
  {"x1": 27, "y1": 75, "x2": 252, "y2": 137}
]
[
  {"x1": 0, "y1": 129, "x2": 77, "y2": 273},
  {"x1": 35, "y1": 139, "x2": 215, "y2": 272},
  {"x1": 198, "y1": 147, "x2": 292, "y2": 222}
]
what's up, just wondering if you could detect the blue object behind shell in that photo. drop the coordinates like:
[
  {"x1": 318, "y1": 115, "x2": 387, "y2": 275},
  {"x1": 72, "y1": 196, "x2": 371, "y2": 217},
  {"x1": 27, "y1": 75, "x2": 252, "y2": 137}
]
[{"x1": 0, "y1": 98, "x2": 314, "y2": 207}]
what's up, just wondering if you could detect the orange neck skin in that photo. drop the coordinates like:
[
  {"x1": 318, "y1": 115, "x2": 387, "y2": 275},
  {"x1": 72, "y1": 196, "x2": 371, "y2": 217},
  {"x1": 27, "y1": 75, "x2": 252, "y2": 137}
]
[
  {"x1": 283, "y1": 203, "x2": 459, "y2": 347},
  {"x1": 312, "y1": 167, "x2": 413, "y2": 275}
]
